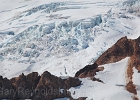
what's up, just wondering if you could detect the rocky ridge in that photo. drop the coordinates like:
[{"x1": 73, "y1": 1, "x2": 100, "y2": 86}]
[
  {"x1": 75, "y1": 36, "x2": 140, "y2": 79},
  {"x1": 0, "y1": 71, "x2": 81, "y2": 100}
]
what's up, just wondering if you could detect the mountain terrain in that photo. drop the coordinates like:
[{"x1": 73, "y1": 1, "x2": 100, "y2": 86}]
[{"x1": 0, "y1": 0, "x2": 140, "y2": 100}]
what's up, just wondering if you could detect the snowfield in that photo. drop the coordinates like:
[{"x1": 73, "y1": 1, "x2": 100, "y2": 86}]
[
  {"x1": 69, "y1": 58, "x2": 133, "y2": 100},
  {"x1": 0, "y1": 0, "x2": 140, "y2": 99}
]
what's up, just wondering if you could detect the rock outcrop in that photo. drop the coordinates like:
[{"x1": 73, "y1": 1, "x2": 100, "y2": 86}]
[
  {"x1": 75, "y1": 63, "x2": 98, "y2": 77},
  {"x1": 75, "y1": 36, "x2": 140, "y2": 79},
  {"x1": 0, "y1": 76, "x2": 17, "y2": 99},
  {"x1": 77, "y1": 97, "x2": 87, "y2": 100},
  {"x1": 75, "y1": 63, "x2": 104, "y2": 82},
  {"x1": 32, "y1": 71, "x2": 81, "y2": 100},
  {"x1": 10, "y1": 72, "x2": 40, "y2": 99},
  {"x1": 95, "y1": 36, "x2": 140, "y2": 66},
  {"x1": 0, "y1": 71, "x2": 81, "y2": 100}
]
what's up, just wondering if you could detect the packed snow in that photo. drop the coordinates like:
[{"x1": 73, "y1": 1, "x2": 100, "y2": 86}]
[
  {"x1": 133, "y1": 68, "x2": 140, "y2": 98},
  {"x1": 69, "y1": 58, "x2": 133, "y2": 100}
]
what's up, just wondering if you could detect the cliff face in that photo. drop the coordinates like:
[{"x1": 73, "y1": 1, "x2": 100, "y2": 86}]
[
  {"x1": 75, "y1": 63, "x2": 98, "y2": 77},
  {"x1": 75, "y1": 36, "x2": 140, "y2": 78},
  {"x1": 10, "y1": 72, "x2": 40, "y2": 99},
  {"x1": 32, "y1": 71, "x2": 81, "y2": 100},
  {"x1": 95, "y1": 36, "x2": 140, "y2": 71},
  {"x1": 74, "y1": 63, "x2": 104, "y2": 82},
  {"x1": 0, "y1": 76, "x2": 17, "y2": 99},
  {"x1": 0, "y1": 71, "x2": 81, "y2": 100},
  {"x1": 96, "y1": 36, "x2": 134, "y2": 65}
]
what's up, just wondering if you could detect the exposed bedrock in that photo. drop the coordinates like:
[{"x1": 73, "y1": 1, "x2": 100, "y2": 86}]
[
  {"x1": 0, "y1": 71, "x2": 81, "y2": 100},
  {"x1": 75, "y1": 36, "x2": 140, "y2": 79}
]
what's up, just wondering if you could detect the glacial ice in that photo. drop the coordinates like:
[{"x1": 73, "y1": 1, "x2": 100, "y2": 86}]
[
  {"x1": 0, "y1": 31, "x2": 14, "y2": 35},
  {"x1": 0, "y1": 14, "x2": 103, "y2": 60}
]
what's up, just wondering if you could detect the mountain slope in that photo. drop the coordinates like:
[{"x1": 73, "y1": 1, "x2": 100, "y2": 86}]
[
  {"x1": 0, "y1": 0, "x2": 140, "y2": 100},
  {"x1": 74, "y1": 36, "x2": 140, "y2": 100},
  {"x1": 1, "y1": 0, "x2": 139, "y2": 78}
]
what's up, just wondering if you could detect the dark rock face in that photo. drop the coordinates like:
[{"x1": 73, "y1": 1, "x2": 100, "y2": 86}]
[
  {"x1": 10, "y1": 72, "x2": 40, "y2": 99},
  {"x1": 95, "y1": 36, "x2": 140, "y2": 66},
  {"x1": 64, "y1": 77, "x2": 82, "y2": 89},
  {"x1": 32, "y1": 71, "x2": 81, "y2": 100},
  {"x1": 75, "y1": 63, "x2": 98, "y2": 77},
  {"x1": 0, "y1": 76, "x2": 17, "y2": 99},
  {"x1": 75, "y1": 63, "x2": 104, "y2": 83},
  {"x1": 0, "y1": 71, "x2": 81, "y2": 100},
  {"x1": 77, "y1": 97, "x2": 87, "y2": 100},
  {"x1": 132, "y1": 36, "x2": 140, "y2": 71},
  {"x1": 96, "y1": 36, "x2": 135, "y2": 65},
  {"x1": 95, "y1": 36, "x2": 140, "y2": 72},
  {"x1": 75, "y1": 36, "x2": 140, "y2": 79}
]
